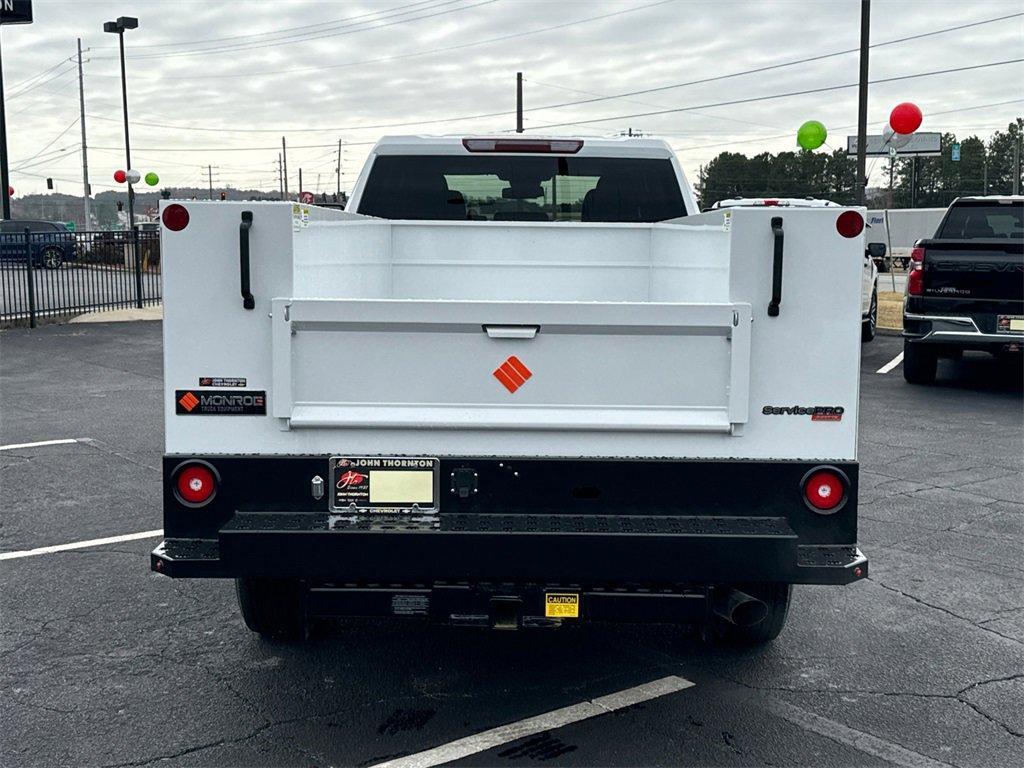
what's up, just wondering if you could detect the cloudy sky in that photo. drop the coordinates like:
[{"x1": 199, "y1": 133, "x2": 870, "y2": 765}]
[{"x1": 3, "y1": 0, "x2": 1022, "y2": 197}]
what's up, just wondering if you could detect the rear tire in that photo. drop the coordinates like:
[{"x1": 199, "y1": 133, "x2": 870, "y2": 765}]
[
  {"x1": 903, "y1": 340, "x2": 937, "y2": 384},
  {"x1": 235, "y1": 578, "x2": 307, "y2": 640},
  {"x1": 861, "y1": 289, "x2": 877, "y2": 342},
  {"x1": 709, "y1": 583, "x2": 792, "y2": 646}
]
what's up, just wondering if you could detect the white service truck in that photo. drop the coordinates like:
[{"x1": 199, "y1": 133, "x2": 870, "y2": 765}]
[{"x1": 152, "y1": 136, "x2": 868, "y2": 644}]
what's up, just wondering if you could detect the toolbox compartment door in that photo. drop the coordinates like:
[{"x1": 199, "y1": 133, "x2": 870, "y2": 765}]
[{"x1": 272, "y1": 298, "x2": 751, "y2": 433}]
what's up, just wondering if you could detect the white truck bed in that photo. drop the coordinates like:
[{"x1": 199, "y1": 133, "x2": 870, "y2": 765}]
[{"x1": 162, "y1": 201, "x2": 862, "y2": 461}]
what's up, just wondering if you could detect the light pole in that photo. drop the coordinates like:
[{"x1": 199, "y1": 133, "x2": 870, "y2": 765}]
[{"x1": 103, "y1": 16, "x2": 138, "y2": 230}]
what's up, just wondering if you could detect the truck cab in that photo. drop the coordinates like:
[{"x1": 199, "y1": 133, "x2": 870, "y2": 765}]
[{"x1": 152, "y1": 136, "x2": 868, "y2": 644}]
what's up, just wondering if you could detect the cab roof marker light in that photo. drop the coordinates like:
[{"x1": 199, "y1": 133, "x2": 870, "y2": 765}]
[{"x1": 462, "y1": 138, "x2": 584, "y2": 154}]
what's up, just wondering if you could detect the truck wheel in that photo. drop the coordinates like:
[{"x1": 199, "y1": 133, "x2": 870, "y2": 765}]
[
  {"x1": 710, "y1": 583, "x2": 792, "y2": 646},
  {"x1": 903, "y1": 341, "x2": 937, "y2": 385},
  {"x1": 861, "y1": 290, "x2": 877, "y2": 342},
  {"x1": 235, "y1": 578, "x2": 307, "y2": 640}
]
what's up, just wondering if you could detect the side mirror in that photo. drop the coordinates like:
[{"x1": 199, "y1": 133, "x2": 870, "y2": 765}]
[{"x1": 867, "y1": 242, "x2": 886, "y2": 259}]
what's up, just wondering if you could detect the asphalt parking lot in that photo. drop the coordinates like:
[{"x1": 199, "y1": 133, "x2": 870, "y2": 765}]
[{"x1": 2, "y1": 321, "x2": 1022, "y2": 768}]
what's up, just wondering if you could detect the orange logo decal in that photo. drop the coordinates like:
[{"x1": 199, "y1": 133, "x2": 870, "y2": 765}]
[
  {"x1": 178, "y1": 391, "x2": 200, "y2": 412},
  {"x1": 493, "y1": 356, "x2": 532, "y2": 393}
]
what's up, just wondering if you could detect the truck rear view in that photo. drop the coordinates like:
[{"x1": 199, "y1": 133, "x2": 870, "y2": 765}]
[{"x1": 152, "y1": 136, "x2": 868, "y2": 644}]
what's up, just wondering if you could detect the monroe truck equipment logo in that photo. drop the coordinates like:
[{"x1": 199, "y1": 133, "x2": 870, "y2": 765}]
[
  {"x1": 175, "y1": 390, "x2": 266, "y2": 415},
  {"x1": 762, "y1": 405, "x2": 845, "y2": 421}
]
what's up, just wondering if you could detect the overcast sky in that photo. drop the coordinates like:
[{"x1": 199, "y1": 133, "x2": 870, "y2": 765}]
[{"x1": 3, "y1": 0, "x2": 1022, "y2": 198}]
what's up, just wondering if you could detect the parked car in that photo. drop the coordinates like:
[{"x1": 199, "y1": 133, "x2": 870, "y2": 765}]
[
  {"x1": 902, "y1": 195, "x2": 1024, "y2": 383},
  {"x1": 709, "y1": 198, "x2": 879, "y2": 341},
  {"x1": 0, "y1": 219, "x2": 77, "y2": 269}
]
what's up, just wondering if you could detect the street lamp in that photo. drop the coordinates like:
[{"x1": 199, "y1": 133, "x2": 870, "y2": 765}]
[{"x1": 103, "y1": 16, "x2": 138, "y2": 231}]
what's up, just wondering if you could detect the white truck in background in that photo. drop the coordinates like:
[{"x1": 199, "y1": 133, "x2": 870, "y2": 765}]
[{"x1": 152, "y1": 136, "x2": 868, "y2": 644}]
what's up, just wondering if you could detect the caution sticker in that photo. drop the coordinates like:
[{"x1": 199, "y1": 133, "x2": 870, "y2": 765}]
[{"x1": 545, "y1": 593, "x2": 580, "y2": 619}]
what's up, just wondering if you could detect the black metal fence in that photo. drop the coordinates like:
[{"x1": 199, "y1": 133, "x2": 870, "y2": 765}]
[{"x1": 0, "y1": 228, "x2": 161, "y2": 327}]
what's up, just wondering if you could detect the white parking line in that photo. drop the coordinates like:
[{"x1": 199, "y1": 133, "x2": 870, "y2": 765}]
[
  {"x1": 767, "y1": 699, "x2": 956, "y2": 768},
  {"x1": 371, "y1": 675, "x2": 694, "y2": 768},
  {"x1": 0, "y1": 530, "x2": 163, "y2": 561},
  {"x1": 0, "y1": 438, "x2": 80, "y2": 452},
  {"x1": 876, "y1": 352, "x2": 904, "y2": 374}
]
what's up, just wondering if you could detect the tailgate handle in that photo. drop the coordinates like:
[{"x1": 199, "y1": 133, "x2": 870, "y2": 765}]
[
  {"x1": 484, "y1": 325, "x2": 539, "y2": 339},
  {"x1": 768, "y1": 216, "x2": 784, "y2": 317},
  {"x1": 239, "y1": 210, "x2": 255, "y2": 310}
]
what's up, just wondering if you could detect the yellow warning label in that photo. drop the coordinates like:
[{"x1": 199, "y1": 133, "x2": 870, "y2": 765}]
[{"x1": 545, "y1": 593, "x2": 580, "y2": 618}]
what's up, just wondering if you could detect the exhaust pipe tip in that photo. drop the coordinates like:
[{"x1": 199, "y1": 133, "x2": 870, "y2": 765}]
[{"x1": 712, "y1": 588, "x2": 768, "y2": 627}]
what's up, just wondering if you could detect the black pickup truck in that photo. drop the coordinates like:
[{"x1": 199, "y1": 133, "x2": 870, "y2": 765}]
[{"x1": 903, "y1": 196, "x2": 1024, "y2": 384}]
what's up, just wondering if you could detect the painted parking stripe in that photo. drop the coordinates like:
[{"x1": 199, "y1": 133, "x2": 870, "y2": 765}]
[
  {"x1": 767, "y1": 699, "x2": 956, "y2": 768},
  {"x1": 0, "y1": 530, "x2": 163, "y2": 561},
  {"x1": 876, "y1": 352, "x2": 904, "y2": 374},
  {"x1": 0, "y1": 438, "x2": 80, "y2": 452},
  {"x1": 371, "y1": 675, "x2": 694, "y2": 768}
]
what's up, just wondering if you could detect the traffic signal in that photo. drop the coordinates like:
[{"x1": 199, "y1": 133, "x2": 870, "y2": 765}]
[
  {"x1": 116, "y1": 201, "x2": 124, "y2": 212},
  {"x1": 219, "y1": 191, "x2": 226, "y2": 201}
]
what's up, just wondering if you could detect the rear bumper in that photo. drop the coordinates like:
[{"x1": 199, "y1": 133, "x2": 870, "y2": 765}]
[
  {"x1": 155, "y1": 456, "x2": 866, "y2": 588},
  {"x1": 152, "y1": 512, "x2": 867, "y2": 586},
  {"x1": 903, "y1": 312, "x2": 1024, "y2": 348}
]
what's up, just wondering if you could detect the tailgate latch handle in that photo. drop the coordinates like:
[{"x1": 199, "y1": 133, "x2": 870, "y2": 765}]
[
  {"x1": 768, "y1": 216, "x2": 784, "y2": 317},
  {"x1": 484, "y1": 325, "x2": 539, "y2": 339},
  {"x1": 239, "y1": 210, "x2": 255, "y2": 310}
]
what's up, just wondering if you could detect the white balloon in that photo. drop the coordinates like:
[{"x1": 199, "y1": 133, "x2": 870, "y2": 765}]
[
  {"x1": 126, "y1": 169, "x2": 141, "y2": 184},
  {"x1": 882, "y1": 125, "x2": 912, "y2": 149}
]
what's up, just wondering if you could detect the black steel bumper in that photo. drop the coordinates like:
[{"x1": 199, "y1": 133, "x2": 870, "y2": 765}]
[
  {"x1": 151, "y1": 511, "x2": 867, "y2": 586},
  {"x1": 154, "y1": 456, "x2": 867, "y2": 589}
]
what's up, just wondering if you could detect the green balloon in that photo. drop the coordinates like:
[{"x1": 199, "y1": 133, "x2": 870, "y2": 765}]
[
  {"x1": 797, "y1": 120, "x2": 827, "y2": 150},
  {"x1": 144, "y1": 172, "x2": 160, "y2": 186}
]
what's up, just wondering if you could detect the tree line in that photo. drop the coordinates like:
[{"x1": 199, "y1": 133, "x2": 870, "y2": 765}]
[{"x1": 697, "y1": 117, "x2": 1022, "y2": 210}]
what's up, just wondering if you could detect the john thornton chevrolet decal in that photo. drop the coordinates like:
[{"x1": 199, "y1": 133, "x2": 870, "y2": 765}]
[{"x1": 175, "y1": 390, "x2": 266, "y2": 415}]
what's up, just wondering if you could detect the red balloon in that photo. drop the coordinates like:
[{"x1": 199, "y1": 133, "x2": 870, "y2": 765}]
[
  {"x1": 890, "y1": 102, "x2": 922, "y2": 135},
  {"x1": 113, "y1": 169, "x2": 127, "y2": 183}
]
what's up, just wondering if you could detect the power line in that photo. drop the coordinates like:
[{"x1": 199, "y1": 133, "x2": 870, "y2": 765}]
[
  {"x1": 524, "y1": 59, "x2": 1024, "y2": 132},
  {"x1": 5, "y1": 56, "x2": 74, "y2": 92},
  {"x1": 115, "y1": 0, "x2": 677, "y2": 81},
  {"x1": 110, "y1": 0, "x2": 444, "y2": 51},
  {"x1": 78, "y1": 13, "x2": 1022, "y2": 136},
  {"x1": 102, "y1": 0, "x2": 501, "y2": 61}
]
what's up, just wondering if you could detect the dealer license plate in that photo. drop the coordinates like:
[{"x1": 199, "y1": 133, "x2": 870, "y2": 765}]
[
  {"x1": 996, "y1": 315, "x2": 1024, "y2": 334},
  {"x1": 330, "y1": 457, "x2": 439, "y2": 512}
]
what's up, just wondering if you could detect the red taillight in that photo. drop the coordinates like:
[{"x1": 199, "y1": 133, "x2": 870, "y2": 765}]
[
  {"x1": 175, "y1": 463, "x2": 217, "y2": 506},
  {"x1": 162, "y1": 204, "x2": 190, "y2": 231},
  {"x1": 462, "y1": 138, "x2": 584, "y2": 154},
  {"x1": 802, "y1": 468, "x2": 847, "y2": 512},
  {"x1": 762, "y1": 199, "x2": 780, "y2": 206},
  {"x1": 836, "y1": 210, "x2": 864, "y2": 238},
  {"x1": 907, "y1": 246, "x2": 925, "y2": 295}
]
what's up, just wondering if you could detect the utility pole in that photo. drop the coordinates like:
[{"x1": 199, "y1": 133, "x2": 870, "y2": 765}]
[
  {"x1": 281, "y1": 136, "x2": 289, "y2": 198},
  {"x1": 298, "y1": 167, "x2": 303, "y2": 196},
  {"x1": 516, "y1": 71, "x2": 523, "y2": 133},
  {"x1": 76, "y1": 39, "x2": 91, "y2": 228},
  {"x1": 278, "y1": 153, "x2": 283, "y2": 200},
  {"x1": 983, "y1": 156, "x2": 988, "y2": 195},
  {"x1": 0, "y1": 30, "x2": 11, "y2": 219},
  {"x1": 336, "y1": 138, "x2": 342, "y2": 201},
  {"x1": 1014, "y1": 134, "x2": 1021, "y2": 196},
  {"x1": 207, "y1": 164, "x2": 213, "y2": 200},
  {"x1": 855, "y1": 0, "x2": 871, "y2": 206}
]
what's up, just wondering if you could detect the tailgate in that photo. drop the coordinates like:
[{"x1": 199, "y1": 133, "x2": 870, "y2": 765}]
[
  {"x1": 923, "y1": 240, "x2": 1024, "y2": 303},
  {"x1": 272, "y1": 299, "x2": 751, "y2": 433}
]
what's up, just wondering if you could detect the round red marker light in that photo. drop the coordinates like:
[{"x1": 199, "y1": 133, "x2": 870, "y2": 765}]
[
  {"x1": 162, "y1": 204, "x2": 190, "y2": 231},
  {"x1": 803, "y1": 469, "x2": 846, "y2": 511},
  {"x1": 836, "y1": 210, "x2": 864, "y2": 238},
  {"x1": 176, "y1": 464, "x2": 216, "y2": 505}
]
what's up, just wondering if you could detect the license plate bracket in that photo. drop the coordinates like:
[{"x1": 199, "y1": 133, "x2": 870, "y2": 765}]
[{"x1": 330, "y1": 457, "x2": 439, "y2": 513}]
